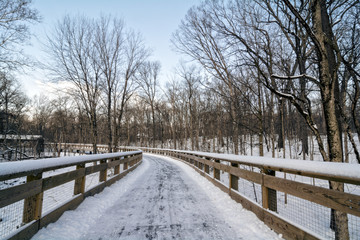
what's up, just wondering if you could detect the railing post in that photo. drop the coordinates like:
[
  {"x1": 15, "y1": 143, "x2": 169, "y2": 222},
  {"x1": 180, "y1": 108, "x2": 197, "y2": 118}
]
[
  {"x1": 23, "y1": 173, "x2": 43, "y2": 223},
  {"x1": 213, "y1": 159, "x2": 220, "y2": 180},
  {"x1": 229, "y1": 162, "x2": 239, "y2": 191},
  {"x1": 204, "y1": 157, "x2": 210, "y2": 174},
  {"x1": 124, "y1": 156, "x2": 128, "y2": 170},
  {"x1": 74, "y1": 164, "x2": 85, "y2": 195},
  {"x1": 262, "y1": 169, "x2": 277, "y2": 212},
  {"x1": 114, "y1": 157, "x2": 120, "y2": 175},
  {"x1": 99, "y1": 159, "x2": 107, "y2": 182}
]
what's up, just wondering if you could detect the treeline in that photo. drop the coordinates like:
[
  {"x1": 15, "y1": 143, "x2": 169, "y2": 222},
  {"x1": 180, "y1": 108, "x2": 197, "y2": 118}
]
[
  {"x1": 1, "y1": 2, "x2": 359, "y2": 236},
  {"x1": 2, "y1": 1, "x2": 359, "y2": 164}
]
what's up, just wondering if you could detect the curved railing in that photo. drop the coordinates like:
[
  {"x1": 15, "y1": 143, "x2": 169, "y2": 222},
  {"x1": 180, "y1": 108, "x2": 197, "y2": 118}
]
[
  {"x1": 6, "y1": 143, "x2": 360, "y2": 240},
  {"x1": 0, "y1": 150, "x2": 142, "y2": 240},
  {"x1": 139, "y1": 147, "x2": 360, "y2": 240}
]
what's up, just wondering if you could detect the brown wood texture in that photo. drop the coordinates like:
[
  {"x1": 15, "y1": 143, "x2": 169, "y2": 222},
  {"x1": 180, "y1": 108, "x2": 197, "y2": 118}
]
[
  {"x1": 99, "y1": 160, "x2": 107, "y2": 182},
  {"x1": 264, "y1": 175, "x2": 360, "y2": 217},
  {"x1": 43, "y1": 168, "x2": 85, "y2": 191},
  {"x1": 0, "y1": 180, "x2": 42, "y2": 208},
  {"x1": 263, "y1": 210, "x2": 319, "y2": 240},
  {"x1": 23, "y1": 174, "x2": 43, "y2": 223},
  {"x1": 8, "y1": 220, "x2": 39, "y2": 240},
  {"x1": 167, "y1": 151, "x2": 320, "y2": 240},
  {"x1": 85, "y1": 162, "x2": 107, "y2": 175},
  {"x1": 74, "y1": 164, "x2": 86, "y2": 195},
  {"x1": 229, "y1": 167, "x2": 262, "y2": 184}
]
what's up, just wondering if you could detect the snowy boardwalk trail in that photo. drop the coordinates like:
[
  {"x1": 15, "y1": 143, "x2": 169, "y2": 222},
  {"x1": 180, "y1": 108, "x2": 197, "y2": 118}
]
[{"x1": 33, "y1": 154, "x2": 281, "y2": 240}]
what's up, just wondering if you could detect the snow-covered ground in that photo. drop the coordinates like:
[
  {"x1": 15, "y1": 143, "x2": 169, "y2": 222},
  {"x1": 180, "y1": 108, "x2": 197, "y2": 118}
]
[{"x1": 32, "y1": 154, "x2": 282, "y2": 240}]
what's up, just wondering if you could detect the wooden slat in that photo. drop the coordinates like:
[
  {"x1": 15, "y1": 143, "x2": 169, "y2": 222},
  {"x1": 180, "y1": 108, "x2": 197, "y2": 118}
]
[
  {"x1": 229, "y1": 167, "x2": 262, "y2": 184},
  {"x1": 74, "y1": 164, "x2": 86, "y2": 195},
  {"x1": 263, "y1": 210, "x2": 319, "y2": 240},
  {"x1": 264, "y1": 175, "x2": 360, "y2": 217},
  {"x1": 43, "y1": 168, "x2": 85, "y2": 191},
  {"x1": 171, "y1": 153, "x2": 320, "y2": 240},
  {"x1": 213, "y1": 161, "x2": 230, "y2": 172},
  {"x1": 23, "y1": 174, "x2": 43, "y2": 223},
  {"x1": 8, "y1": 220, "x2": 39, "y2": 240},
  {"x1": 108, "y1": 159, "x2": 121, "y2": 168},
  {"x1": 0, "y1": 180, "x2": 42, "y2": 208},
  {"x1": 40, "y1": 194, "x2": 84, "y2": 228},
  {"x1": 85, "y1": 163, "x2": 107, "y2": 175}
]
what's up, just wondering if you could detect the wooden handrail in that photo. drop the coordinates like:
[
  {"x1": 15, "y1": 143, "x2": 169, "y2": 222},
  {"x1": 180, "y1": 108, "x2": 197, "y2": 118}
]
[
  {"x1": 0, "y1": 150, "x2": 142, "y2": 240},
  {"x1": 136, "y1": 147, "x2": 360, "y2": 240}
]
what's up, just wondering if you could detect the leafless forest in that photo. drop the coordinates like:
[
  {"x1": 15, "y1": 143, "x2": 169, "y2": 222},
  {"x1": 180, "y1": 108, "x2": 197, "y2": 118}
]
[
  {"x1": 0, "y1": 1, "x2": 359, "y2": 238},
  {"x1": 0, "y1": 0, "x2": 359, "y2": 162}
]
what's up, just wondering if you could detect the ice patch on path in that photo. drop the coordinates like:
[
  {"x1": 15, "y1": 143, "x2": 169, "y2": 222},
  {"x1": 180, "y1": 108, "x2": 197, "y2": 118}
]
[
  {"x1": 32, "y1": 159, "x2": 149, "y2": 240},
  {"x1": 154, "y1": 154, "x2": 283, "y2": 240}
]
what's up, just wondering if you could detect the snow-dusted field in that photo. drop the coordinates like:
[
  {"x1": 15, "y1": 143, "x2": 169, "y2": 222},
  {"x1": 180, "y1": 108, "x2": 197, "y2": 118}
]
[{"x1": 32, "y1": 154, "x2": 282, "y2": 240}]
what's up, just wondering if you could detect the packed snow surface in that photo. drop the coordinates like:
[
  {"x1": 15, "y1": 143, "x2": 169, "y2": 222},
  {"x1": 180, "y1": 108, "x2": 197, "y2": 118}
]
[{"x1": 32, "y1": 154, "x2": 282, "y2": 240}]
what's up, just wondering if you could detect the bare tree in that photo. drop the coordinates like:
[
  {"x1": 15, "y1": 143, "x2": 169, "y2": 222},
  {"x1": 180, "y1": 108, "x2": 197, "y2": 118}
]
[
  {"x1": 112, "y1": 31, "x2": 150, "y2": 150},
  {"x1": 46, "y1": 15, "x2": 101, "y2": 153},
  {"x1": 95, "y1": 16, "x2": 125, "y2": 152},
  {"x1": 136, "y1": 61, "x2": 161, "y2": 148},
  {"x1": 0, "y1": 0, "x2": 40, "y2": 70}
]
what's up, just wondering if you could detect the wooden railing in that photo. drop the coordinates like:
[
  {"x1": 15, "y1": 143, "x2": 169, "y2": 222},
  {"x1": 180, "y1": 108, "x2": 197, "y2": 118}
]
[
  {"x1": 0, "y1": 150, "x2": 142, "y2": 240},
  {"x1": 7, "y1": 143, "x2": 359, "y2": 240},
  {"x1": 138, "y1": 147, "x2": 360, "y2": 240}
]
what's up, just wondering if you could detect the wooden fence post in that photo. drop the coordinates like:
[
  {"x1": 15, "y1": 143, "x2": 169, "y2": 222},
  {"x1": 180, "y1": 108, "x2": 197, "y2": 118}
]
[
  {"x1": 114, "y1": 157, "x2": 120, "y2": 175},
  {"x1": 124, "y1": 156, "x2": 128, "y2": 170},
  {"x1": 214, "y1": 159, "x2": 220, "y2": 180},
  {"x1": 74, "y1": 164, "x2": 85, "y2": 195},
  {"x1": 99, "y1": 159, "x2": 107, "y2": 182},
  {"x1": 262, "y1": 169, "x2": 277, "y2": 212},
  {"x1": 204, "y1": 157, "x2": 210, "y2": 174},
  {"x1": 23, "y1": 173, "x2": 43, "y2": 223},
  {"x1": 229, "y1": 162, "x2": 239, "y2": 191}
]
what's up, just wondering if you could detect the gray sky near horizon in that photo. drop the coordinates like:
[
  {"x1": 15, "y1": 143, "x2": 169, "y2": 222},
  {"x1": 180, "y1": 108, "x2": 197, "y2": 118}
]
[{"x1": 19, "y1": 0, "x2": 199, "y2": 98}]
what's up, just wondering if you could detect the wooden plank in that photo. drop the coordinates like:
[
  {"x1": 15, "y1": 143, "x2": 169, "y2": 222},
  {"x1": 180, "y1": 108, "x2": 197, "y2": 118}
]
[
  {"x1": 262, "y1": 170, "x2": 277, "y2": 212},
  {"x1": 85, "y1": 163, "x2": 107, "y2": 175},
  {"x1": 99, "y1": 160, "x2": 107, "y2": 182},
  {"x1": 0, "y1": 180, "x2": 42, "y2": 208},
  {"x1": 74, "y1": 164, "x2": 86, "y2": 195},
  {"x1": 171, "y1": 155, "x2": 319, "y2": 240},
  {"x1": 264, "y1": 175, "x2": 360, "y2": 217},
  {"x1": 213, "y1": 160, "x2": 220, "y2": 180},
  {"x1": 230, "y1": 163, "x2": 239, "y2": 191},
  {"x1": 108, "y1": 159, "x2": 121, "y2": 168},
  {"x1": 8, "y1": 220, "x2": 39, "y2": 240},
  {"x1": 40, "y1": 194, "x2": 84, "y2": 228},
  {"x1": 229, "y1": 167, "x2": 262, "y2": 184},
  {"x1": 114, "y1": 165, "x2": 120, "y2": 175},
  {"x1": 263, "y1": 210, "x2": 319, "y2": 240},
  {"x1": 23, "y1": 173, "x2": 43, "y2": 223},
  {"x1": 43, "y1": 168, "x2": 85, "y2": 191}
]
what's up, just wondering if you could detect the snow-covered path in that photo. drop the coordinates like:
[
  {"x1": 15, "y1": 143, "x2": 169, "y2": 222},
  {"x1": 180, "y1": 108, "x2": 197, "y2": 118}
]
[{"x1": 33, "y1": 154, "x2": 281, "y2": 240}]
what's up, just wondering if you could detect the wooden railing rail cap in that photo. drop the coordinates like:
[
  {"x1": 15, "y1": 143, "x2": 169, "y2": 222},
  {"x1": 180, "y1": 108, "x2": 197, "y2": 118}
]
[
  {"x1": 139, "y1": 148, "x2": 360, "y2": 184},
  {"x1": 0, "y1": 151, "x2": 142, "y2": 181}
]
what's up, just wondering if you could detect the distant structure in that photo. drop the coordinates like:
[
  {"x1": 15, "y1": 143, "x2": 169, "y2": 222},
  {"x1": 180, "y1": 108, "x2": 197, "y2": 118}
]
[{"x1": 0, "y1": 134, "x2": 44, "y2": 161}]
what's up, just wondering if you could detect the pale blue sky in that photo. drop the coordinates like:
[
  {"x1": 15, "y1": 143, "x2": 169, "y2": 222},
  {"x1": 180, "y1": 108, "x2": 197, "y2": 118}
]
[{"x1": 21, "y1": 0, "x2": 199, "y2": 97}]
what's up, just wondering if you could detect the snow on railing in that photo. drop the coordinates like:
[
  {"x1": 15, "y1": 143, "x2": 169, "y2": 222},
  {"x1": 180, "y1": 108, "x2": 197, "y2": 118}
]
[
  {"x1": 0, "y1": 149, "x2": 142, "y2": 240},
  {"x1": 139, "y1": 147, "x2": 360, "y2": 240}
]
